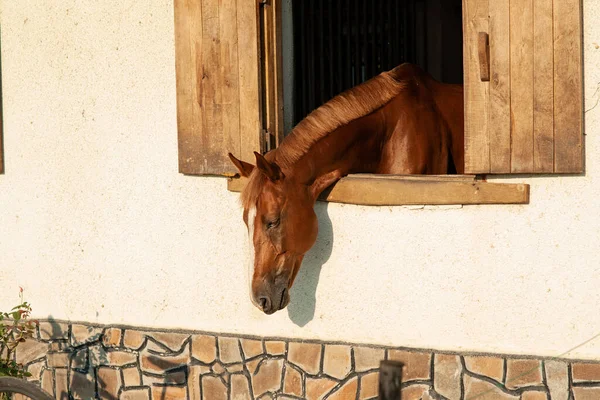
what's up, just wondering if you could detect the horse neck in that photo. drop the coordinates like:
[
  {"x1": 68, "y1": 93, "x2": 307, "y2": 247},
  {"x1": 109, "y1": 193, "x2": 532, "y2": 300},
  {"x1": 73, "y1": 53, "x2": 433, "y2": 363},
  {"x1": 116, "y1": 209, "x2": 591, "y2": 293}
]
[{"x1": 280, "y1": 110, "x2": 386, "y2": 187}]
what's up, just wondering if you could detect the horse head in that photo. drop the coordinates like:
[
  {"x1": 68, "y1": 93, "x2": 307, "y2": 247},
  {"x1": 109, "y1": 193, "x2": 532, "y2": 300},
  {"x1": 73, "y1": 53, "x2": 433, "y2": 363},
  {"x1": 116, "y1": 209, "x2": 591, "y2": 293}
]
[{"x1": 229, "y1": 152, "x2": 321, "y2": 314}]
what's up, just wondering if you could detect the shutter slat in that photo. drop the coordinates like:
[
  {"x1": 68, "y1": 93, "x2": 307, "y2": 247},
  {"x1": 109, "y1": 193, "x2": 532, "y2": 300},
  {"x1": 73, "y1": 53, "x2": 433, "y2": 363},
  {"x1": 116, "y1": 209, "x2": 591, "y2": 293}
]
[
  {"x1": 533, "y1": 0, "x2": 555, "y2": 172},
  {"x1": 463, "y1": 0, "x2": 490, "y2": 174},
  {"x1": 489, "y1": 0, "x2": 511, "y2": 173},
  {"x1": 509, "y1": 0, "x2": 534, "y2": 173},
  {"x1": 175, "y1": 0, "x2": 202, "y2": 174},
  {"x1": 200, "y1": 0, "x2": 226, "y2": 172},
  {"x1": 220, "y1": 0, "x2": 241, "y2": 160},
  {"x1": 554, "y1": 0, "x2": 583, "y2": 173},
  {"x1": 237, "y1": 0, "x2": 262, "y2": 163}
]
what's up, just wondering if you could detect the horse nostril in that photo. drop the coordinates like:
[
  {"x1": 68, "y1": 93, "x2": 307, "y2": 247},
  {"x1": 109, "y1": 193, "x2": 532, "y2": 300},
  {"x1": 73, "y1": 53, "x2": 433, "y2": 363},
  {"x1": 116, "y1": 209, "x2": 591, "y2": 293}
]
[{"x1": 259, "y1": 296, "x2": 270, "y2": 312}]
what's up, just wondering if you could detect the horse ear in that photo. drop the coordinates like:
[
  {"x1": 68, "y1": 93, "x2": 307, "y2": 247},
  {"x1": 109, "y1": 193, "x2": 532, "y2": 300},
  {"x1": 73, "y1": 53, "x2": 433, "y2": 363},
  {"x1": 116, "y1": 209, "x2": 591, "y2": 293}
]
[
  {"x1": 254, "y1": 151, "x2": 284, "y2": 182},
  {"x1": 228, "y1": 153, "x2": 254, "y2": 177}
]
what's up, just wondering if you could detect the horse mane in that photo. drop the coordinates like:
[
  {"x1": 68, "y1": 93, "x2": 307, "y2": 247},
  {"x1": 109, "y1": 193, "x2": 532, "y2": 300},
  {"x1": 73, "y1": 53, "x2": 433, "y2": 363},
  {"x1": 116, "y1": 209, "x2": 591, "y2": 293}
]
[
  {"x1": 275, "y1": 64, "x2": 409, "y2": 167},
  {"x1": 241, "y1": 64, "x2": 409, "y2": 210}
]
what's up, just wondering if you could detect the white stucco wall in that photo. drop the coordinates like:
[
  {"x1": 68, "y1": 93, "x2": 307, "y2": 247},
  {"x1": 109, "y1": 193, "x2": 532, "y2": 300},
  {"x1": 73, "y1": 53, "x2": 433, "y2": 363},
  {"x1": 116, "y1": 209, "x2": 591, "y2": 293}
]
[{"x1": 1, "y1": 1, "x2": 600, "y2": 360}]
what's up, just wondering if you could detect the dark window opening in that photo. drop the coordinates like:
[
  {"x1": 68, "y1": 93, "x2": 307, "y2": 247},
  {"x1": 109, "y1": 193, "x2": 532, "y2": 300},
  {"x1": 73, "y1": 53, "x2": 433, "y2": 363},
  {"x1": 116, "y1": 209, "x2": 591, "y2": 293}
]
[{"x1": 285, "y1": 0, "x2": 463, "y2": 128}]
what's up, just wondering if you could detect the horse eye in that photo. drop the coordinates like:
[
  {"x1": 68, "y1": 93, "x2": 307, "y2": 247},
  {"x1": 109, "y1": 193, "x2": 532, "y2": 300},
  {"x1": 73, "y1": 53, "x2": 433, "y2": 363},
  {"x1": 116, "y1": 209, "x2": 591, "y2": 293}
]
[{"x1": 266, "y1": 218, "x2": 280, "y2": 229}]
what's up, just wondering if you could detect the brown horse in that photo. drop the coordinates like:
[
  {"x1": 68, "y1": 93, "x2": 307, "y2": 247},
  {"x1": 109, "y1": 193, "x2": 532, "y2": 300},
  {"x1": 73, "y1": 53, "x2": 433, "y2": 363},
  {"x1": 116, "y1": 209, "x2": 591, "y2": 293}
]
[{"x1": 229, "y1": 63, "x2": 464, "y2": 314}]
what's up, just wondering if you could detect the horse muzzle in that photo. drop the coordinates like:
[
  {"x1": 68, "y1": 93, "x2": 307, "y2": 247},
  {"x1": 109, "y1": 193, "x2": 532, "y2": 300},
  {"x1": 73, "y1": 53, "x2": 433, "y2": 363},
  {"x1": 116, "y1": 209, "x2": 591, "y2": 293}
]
[{"x1": 254, "y1": 285, "x2": 290, "y2": 315}]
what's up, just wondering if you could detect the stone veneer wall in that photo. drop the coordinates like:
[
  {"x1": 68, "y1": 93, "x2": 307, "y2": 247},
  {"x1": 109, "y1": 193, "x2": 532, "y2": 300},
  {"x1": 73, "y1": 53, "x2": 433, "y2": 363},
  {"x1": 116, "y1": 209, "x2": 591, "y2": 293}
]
[{"x1": 7, "y1": 321, "x2": 600, "y2": 400}]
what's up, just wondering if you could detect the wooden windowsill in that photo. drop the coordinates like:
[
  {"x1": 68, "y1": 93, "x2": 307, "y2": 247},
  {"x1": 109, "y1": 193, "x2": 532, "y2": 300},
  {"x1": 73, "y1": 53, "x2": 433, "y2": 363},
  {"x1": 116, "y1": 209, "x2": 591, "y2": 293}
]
[{"x1": 227, "y1": 174, "x2": 529, "y2": 206}]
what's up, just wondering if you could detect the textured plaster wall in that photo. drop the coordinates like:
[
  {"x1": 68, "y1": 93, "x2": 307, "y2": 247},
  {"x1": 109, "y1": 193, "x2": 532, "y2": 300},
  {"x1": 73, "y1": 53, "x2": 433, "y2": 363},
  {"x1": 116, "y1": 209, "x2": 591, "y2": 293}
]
[{"x1": 1, "y1": 1, "x2": 600, "y2": 360}]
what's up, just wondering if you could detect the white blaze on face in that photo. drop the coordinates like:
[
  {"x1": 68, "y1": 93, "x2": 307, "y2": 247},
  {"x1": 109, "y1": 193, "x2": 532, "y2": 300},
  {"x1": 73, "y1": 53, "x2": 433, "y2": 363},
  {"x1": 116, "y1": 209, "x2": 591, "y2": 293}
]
[{"x1": 246, "y1": 206, "x2": 259, "y2": 306}]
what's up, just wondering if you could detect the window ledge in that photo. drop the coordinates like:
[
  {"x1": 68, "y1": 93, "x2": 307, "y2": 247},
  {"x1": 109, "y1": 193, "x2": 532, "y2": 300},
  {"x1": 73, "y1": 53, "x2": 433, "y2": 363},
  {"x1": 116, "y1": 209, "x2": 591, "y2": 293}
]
[{"x1": 227, "y1": 174, "x2": 530, "y2": 206}]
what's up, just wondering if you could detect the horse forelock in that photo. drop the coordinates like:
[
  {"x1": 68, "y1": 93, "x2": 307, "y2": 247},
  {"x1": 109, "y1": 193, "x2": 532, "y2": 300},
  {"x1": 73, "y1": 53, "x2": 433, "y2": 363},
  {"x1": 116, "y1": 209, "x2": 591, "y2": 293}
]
[
  {"x1": 241, "y1": 168, "x2": 268, "y2": 212},
  {"x1": 275, "y1": 66, "x2": 408, "y2": 167}
]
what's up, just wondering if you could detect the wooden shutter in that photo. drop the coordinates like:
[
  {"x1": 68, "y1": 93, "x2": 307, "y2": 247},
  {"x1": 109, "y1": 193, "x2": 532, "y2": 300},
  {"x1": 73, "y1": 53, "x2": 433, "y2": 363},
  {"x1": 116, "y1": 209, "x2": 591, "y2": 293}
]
[
  {"x1": 175, "y1": 0, "x2": 263, "y2": 175},
  {"x1": 260, "y1": 0, "x2": 284, "y2": 153},
  {"x1": 463, "y1": 0, "x2": 583, "y2": 174}
]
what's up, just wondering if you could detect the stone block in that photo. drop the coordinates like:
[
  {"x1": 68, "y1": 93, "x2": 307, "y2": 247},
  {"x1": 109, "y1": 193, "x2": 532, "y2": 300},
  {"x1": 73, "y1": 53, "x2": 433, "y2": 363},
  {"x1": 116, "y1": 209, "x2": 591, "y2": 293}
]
[
  {"x1": 47, "y1": 352, "x2": 69, "y2": 368},
  {"x1": 241, "y1": 339, "x2": 263, "y2": 360},
  {"x1": 201, "y1": 375, "x2": 227, "y2": 400},
  {"x1": 142, "y1": 370, "x2": 186, "y2": 386},
  {"x1": 545, "y1": 360, "x2": 569, "y2": 400},
  {"x1": 251, "y1": 358, "x2": 283, "y2": 396},
  {"x1": 148, "y1": 332, "x2": 190, "y2": 352},
  {"x1": 265, "y1": 341, "x2": 286, "y2": 356},
  {"x1": 41, "y1": 368, "x2": 54, "y2": 397},
  {"x1": 572, "y1": 362, "x2": 600, "y2": 382},
  {"x1": 15, "y1": 339, "x2": 48, "y2": 365},
  {"x1": 230, "y1": 374, "x2": 252, "y2": 400},
  {"x1": 140, "y1": 346, "x2": 189, "y2": 374},
  {"x1": 212, "y1": 362, "x2": 226, "y2": 375},
  {"x1": 572, "y1": 386, "x2": 600, "y2": 400},
  {"x1": 107, "y1": 350, "x2": 138, "y2": 367},
  {"x1": 288, "y1": 342, "x2": 322, "y2": 375},
  {"x1": 191, "y1": 335, "x2": 217, "y2": 363},
  {"x1": 328, "y1": 376, "x2": 358, "y2": 400},
  {"x1": 464, "y1": 373, "x2": 518, "y2": 399},
  {"x1": 39, "y1": 322, "x2": 69, "y2": 340},
  {"x1": 71, "y1": 324, "x2": 102, "y2": 346},
  {"x1": 359, "y1": 372, "x2": 379, "y2": 400},
  {"x1": 354, "y1": 347, "x2": 385, "y2": 372},
  {"x1": 70, "y1": 371, "x2": 96, "y2": 400},
  {"x1": 226, "y1": 363, "x2": 244, "y2": 373},
  {"x1": 55, "y1": 368, "x2": 68, "y2": 400},
  {"x1": 150, "y1": 385, "x2": 187, "y2": 400},
  {"x1": 26, "y1": 360, "x2": 45, "y2": 382},
  {"x1": 401, "y1": 384, "x2": 435, "y2": 400},
  {"x1": 323, "y1": 344, "x2": 352, "y2": 380},
  {"x1": 188, "y1": 366, "x2": 203, "y2": 400},
  {"x1": 434, "y1": 354, "x2": 462, "y2": 400},
  {"x1": 89, "y1": 344, "x2": 109, "y2": 367},
  {"x1": 505, "y1": 359, "x2": 543, "y2": 390},
  {"x1": 120, "y1": 388, "x2": 151, "y2": 400},
  {"x1": 521, "y1": 391, "x2": 550, "y2": 399},
  {"x1": 218, "y1": 337, "x2": 242, "y2": 364},
  {"x1": 283, "y1": 363, "x2": 303, "y2": 397},
  {"x1": 387, "y1": 349, "x2": 432, "y2": 381},
  {"x1": 123, "y1": 366, "x2": 142, "y2": 387},
  {"x1": 103, "y1": 328, "x2": 122, "y2": 348},
  {"x1": 305, "y1": 377, "x2": 337, "y2": 400},
  {"x1": 124, "y1": 330, "x2": 147, "y2": 350},
  {"x1": 465, "y1": 355, "x2": 505, "y2": 383},
  {"x1": 97, "y1": 367, "x2": 122, "y2": 399}
]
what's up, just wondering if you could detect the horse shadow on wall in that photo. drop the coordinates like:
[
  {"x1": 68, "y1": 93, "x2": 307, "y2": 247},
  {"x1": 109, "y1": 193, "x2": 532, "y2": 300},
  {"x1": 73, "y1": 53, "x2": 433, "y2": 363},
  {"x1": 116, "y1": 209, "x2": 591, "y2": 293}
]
[{"x1": 286, "y1": 202, "x2": 334, "y2": 327}]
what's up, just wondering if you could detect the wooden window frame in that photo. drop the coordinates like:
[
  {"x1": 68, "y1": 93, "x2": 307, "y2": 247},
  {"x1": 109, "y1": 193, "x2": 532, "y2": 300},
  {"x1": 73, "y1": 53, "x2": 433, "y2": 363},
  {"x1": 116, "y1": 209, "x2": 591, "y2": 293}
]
[{"x1": 176, "y1": 0, "x2": 583, "y2": 206}]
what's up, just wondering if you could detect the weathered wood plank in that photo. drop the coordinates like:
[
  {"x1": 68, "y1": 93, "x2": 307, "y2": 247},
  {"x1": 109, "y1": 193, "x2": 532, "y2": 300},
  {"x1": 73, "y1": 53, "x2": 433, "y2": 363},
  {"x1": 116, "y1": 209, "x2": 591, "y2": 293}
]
[
  {"x1": 533, "y1": 0, "x2": 554, "y2": 172},
  {"x1": 349, "y1": 174, "x2": 476, "y2": 182},
  {"x1": 199, "y1": 0, "x2": 224, "y2": 174},
  {"x1": 227, "y1": 176, "x2": 530, "y2": 205},
  {"x1": 272, "y1": 0, "x2": 285, "y2": 147},
  {"x1": 262, "y1": 0, "x2": 276, "y2": 152},
  {"x1": 237, "y1": 0, "x2": 262, "y2": 163},
  {"x1": 463, "y1": 0, "x2": 490, "y2": 174},
  {"x1": 175, "y1": 0, "x2": 202, "y2": 174},
  {"x1": 219, "y1": 0, "x2": 241, "y2": 165},
  {"x1": 488, "y1": 0, "x2": 511, "y2": 173},
  {"x1": 553, "y1": 0, "x2": 583, "y2": 173},
  {"x1": 510, "y1": 0, "x2": 534, "y2": 172}
]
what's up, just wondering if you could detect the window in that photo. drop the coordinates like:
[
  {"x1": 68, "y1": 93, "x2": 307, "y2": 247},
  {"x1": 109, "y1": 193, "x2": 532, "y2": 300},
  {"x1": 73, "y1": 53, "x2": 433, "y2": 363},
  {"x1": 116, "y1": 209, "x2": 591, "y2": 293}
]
[{"x1": 174, "y1": 0, "x2": 582, "y2": 205}]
